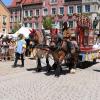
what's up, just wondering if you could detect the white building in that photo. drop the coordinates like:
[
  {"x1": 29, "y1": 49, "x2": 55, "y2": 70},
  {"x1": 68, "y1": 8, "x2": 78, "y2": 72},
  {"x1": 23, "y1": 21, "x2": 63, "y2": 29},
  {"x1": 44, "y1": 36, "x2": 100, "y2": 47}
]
[{"x1": 82, "y1": 0, "x2": 100, "y2": 34}]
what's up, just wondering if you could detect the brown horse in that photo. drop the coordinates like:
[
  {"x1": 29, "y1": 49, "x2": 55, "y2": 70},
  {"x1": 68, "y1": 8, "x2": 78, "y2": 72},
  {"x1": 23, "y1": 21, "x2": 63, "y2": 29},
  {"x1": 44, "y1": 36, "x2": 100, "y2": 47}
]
[
  {"x1": 30, "y1": 28, "x2": 79, "y2": 77},
  {"x1": 46, "y1": 28, "x2": 79, "y2": 77},
  {"x1": 29, "y1": 29, "x2": 51, "y2": 72}
]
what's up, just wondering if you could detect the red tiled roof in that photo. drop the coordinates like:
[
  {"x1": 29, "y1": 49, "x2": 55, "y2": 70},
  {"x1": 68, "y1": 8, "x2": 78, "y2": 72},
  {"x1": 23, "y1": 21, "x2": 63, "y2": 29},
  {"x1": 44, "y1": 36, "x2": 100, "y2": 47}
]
[{"x1": 10, "y1": 0, "x2": 42, "y2": 7}]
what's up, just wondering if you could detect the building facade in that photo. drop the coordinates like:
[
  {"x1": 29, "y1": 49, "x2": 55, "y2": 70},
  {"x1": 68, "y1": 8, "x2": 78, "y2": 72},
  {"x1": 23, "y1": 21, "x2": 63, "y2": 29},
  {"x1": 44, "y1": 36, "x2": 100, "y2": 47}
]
[
  {"x1": 8, "y1": 0, "x2": 100, "y2": 33},
  {"x1": 0, "y1": 0, "x2": 10, "y2": 34},
  {"x1": 82, "y1": 0, "x2": 100, "y2": 34},
  {"x1": 8, "y1": 0, "x2": 43, "y2": 32}
]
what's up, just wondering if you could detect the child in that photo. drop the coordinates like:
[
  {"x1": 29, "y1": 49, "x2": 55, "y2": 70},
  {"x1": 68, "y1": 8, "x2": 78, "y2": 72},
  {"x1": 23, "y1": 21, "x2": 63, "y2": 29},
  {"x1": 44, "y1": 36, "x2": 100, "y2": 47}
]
[{"x1": 12, "y1": 34, "x2": 26, "y2": 67}]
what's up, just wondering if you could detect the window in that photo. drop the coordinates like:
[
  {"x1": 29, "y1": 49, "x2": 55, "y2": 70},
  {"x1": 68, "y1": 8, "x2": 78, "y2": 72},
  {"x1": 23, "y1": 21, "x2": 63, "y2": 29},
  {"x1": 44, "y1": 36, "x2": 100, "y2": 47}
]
[
  {"x1": 51, "y1": 8, "x2": 57, "y2": 15},
  {"x1": 50, "y1": 0, "x2": 57, "y2": 3},
  {"x1": 10, "y1": 16, "x2": 13, "y2": 22},
  {"x1": 2, "y1": 15, "x2": 6, "y2": 25},
  {"x1": 15, "y1": 10, "x2": 17, "y2": 14},
  {"x1": 59, "y1": 7, "x2": 64, "y2": 15},
  {"x1": 30, "y1": 10, "x2": 33, "y2": 16},
  {"x1": 10, "y1": 26, "x2": 12, "y2": 31},
  {"x1": 68, "y1": 6, "x2": 74, "y2": 14},
  {"x1": 85, "y1": 5, "x2": 90, "y2": 12},
  {"x1": 43, "y1": 8, "x2": 48, "y2": 16},
  {"x1": 35, "y1": 9, "x2": 40, "y2": 16},
  {"x1": 59, "y1": 21, "x2": 63, "y2": 29},
  {"x1": 77, "y1": 5, "x2": 82, "y2": 13},
  {"x1": 25, "y1": 11, "x2": 28, "y2": 17},
  {"x1": 2, "y1": 28, "x2": 6, "y2": 33},
  {"x1": 69, "y1": 21, "x2": 73, "y2": 28},
  {"x1": 11, "y1": 11, "x2": 13, "y2": 14},
  {"x1": 29, "y1": 23, "x2": 32, "y2": 28},
  {"x1": 64, "y1": 0, "x2": 72, "y2": 2},
  {"x1": 64, "y1": 0, "x2": 67, "y2": 2},
  {"x1": 64, "y1": 0, "x2": 81, "y2": 2},
  {"x1": 15, "y1": 16, "x2": 17, "y2": 22},
  {"x1": 34, "y1": 22, "x2": 39, "y2": 29},
  {"x1": 24, "y1": 23, "x2": 28, "y2": 27}
]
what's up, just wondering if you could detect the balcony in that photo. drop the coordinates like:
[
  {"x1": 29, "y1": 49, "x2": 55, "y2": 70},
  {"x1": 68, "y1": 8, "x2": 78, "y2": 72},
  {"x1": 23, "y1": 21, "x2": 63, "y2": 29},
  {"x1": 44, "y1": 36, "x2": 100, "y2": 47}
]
[{"x1": 34, "y1": 15, "x2": 39, "y2": 19}]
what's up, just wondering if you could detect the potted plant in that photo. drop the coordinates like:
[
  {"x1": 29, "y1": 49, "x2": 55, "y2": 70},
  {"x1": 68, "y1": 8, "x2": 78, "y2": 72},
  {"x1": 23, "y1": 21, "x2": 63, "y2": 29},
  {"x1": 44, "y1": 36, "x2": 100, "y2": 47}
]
[
  {"x1": 24, "y1": 17, "x2": 27, "y2": 21},
  {"x1": 67, "y1": 14, "x2": 73, "y2": 18},
  {"x1": 28, "y1": 16, "x2": 32, "y2": 20},
  {"x1": 34, "y1": 15, "x2": 39, "y2": 19},
  {"x1": 57, "y1": 14, "x2": 63, "y2": 18}
]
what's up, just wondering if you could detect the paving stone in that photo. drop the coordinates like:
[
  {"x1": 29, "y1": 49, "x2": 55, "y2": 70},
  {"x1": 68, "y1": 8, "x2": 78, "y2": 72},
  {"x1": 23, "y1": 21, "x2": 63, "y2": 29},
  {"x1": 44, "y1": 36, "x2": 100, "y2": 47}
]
[{"x1": 0, "y1": 58, "x2": 100, "y2": 100}]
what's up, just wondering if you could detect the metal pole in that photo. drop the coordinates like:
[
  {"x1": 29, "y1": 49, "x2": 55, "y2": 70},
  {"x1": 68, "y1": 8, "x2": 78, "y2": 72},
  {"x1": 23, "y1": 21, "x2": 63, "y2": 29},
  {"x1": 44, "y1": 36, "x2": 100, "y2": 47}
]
[
  {"x1": 21, "y1": 4, "x2": 23, "y2": 26},
  {"x1": 99, "y1": 16, "x2": 100, "y2": 34}
]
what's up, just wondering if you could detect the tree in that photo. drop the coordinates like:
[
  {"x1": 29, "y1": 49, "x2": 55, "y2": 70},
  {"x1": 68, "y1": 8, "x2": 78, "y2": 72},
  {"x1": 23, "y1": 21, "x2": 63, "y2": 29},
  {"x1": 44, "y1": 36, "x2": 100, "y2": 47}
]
[
  {"x1": 43, "y1": 16, "x2": 53, "y2": 30},
  {"x1": 12, "y1": 22, "x2": 21, "y2": 33}
]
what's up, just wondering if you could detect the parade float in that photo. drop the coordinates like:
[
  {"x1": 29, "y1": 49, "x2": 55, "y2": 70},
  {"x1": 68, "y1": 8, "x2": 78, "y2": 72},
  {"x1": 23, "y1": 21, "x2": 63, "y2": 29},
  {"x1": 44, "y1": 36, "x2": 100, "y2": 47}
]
[{"x1": 74, "y1": 13, "x2": 100, "y2": 63}]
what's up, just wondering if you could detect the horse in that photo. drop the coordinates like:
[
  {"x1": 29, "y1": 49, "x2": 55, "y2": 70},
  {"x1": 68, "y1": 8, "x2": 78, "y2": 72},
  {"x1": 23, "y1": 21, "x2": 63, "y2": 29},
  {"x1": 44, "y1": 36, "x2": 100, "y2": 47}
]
[
  {"x1": 29, "y1": 29, "x2": 51, "y2": 72},
  {"x1": 29, "y1": 28, "x2": 79, "y2": 77},
  {"x1": 45, "y1": 28, "x2": 79, "y2": 77}
]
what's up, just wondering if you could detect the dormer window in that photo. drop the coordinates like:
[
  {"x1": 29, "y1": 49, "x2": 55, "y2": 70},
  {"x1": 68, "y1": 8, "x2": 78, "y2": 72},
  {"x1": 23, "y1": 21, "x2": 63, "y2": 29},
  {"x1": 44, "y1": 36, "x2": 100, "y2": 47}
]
[{"x1": 16, "y1": 0, "x2": 22, "y2": 5}]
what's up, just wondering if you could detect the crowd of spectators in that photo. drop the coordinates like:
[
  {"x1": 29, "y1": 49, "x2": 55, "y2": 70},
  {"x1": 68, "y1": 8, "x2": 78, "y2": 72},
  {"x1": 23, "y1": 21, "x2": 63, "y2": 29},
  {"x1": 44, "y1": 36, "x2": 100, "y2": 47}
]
[
  {"x1": 0, "y1": 35, "x2": 16, "y2": 61},
  {"x1": 0, "y1": 34, "x2": 35, "y2": 62}
]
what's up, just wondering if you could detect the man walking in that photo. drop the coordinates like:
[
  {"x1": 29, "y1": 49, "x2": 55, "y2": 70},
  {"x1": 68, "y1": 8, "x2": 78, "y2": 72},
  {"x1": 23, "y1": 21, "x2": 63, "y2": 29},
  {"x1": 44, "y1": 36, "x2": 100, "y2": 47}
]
[{"x1": 12, "y1": 34, "x2": 26, "y2": 68}]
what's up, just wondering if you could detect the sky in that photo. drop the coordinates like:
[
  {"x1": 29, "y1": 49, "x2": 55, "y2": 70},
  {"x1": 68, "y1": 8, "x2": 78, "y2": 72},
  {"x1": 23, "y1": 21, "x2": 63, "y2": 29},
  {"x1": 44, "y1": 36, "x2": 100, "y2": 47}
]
[{"x1": 2, "y1": 0, "x2": 12, "y2": 6}]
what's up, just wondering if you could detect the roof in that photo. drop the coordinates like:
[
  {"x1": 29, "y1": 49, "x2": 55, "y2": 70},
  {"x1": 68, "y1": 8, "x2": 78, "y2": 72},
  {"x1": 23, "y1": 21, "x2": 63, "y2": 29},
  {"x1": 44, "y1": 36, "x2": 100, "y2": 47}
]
[
  {"x1": 0, "y1": 0, "x2": 10, "y2": 14},
  {"x1": 9, "y1": 0, "x2": 42, "y2": 7}
]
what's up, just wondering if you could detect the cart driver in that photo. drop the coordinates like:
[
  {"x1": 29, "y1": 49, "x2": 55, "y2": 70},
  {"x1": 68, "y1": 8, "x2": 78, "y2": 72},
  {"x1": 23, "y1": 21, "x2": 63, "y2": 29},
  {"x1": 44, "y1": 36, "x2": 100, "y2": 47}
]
[{"x1": 62, "y1": 22, "x2": 73, "y2": 53}]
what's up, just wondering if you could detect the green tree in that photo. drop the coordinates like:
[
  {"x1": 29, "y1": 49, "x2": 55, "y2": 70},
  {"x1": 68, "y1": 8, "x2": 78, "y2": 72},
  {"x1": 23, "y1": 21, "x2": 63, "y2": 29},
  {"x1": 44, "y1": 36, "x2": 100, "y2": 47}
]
[
  {"x1": 43, "y1": 16, "x2": 53, "y2": 30},
  {"x1": 12, "y1": 22, "x2": 21, "y2": 33}
]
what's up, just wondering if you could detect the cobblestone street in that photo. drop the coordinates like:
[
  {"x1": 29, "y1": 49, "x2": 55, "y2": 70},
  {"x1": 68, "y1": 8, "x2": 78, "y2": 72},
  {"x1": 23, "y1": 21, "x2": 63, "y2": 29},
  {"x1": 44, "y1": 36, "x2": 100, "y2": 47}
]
[{"x1": 0, "y1": 58, "x2": 100, "y2": 100}]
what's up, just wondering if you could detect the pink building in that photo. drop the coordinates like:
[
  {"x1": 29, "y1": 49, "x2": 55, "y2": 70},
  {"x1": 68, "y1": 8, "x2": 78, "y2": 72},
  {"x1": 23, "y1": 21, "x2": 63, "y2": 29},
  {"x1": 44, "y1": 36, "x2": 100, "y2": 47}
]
[
  {"x1": 42, "y1": 0, "x2": 82, "y2": 31},
  {"x1": 8, "y1": 0, "x2": 82, "y2": 32}
]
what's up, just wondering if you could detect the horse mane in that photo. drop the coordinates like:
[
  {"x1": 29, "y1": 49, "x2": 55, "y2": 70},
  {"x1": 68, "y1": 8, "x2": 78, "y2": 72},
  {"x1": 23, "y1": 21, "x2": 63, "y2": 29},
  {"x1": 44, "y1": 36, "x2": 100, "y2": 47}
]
[
  {"x1": 29, "y1": 29, "x2": 44, "y2": 44},
  {"x1": 36, "y1": 31, "x2": 44, "y2": 44}
]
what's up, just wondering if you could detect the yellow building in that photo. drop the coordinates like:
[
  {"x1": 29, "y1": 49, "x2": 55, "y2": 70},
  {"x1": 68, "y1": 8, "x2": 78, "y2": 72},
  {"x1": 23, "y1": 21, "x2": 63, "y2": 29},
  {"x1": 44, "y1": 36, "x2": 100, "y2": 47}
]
[{"x1": 0, "y1": 0, "x2": 10, "y2": 34}]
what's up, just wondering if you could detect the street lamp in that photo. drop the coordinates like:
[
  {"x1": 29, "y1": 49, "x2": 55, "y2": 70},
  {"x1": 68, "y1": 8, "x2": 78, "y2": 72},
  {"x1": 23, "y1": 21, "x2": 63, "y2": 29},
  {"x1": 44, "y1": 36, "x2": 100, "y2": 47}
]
[
  {"x1": 97, "y1": 16, "x2": 100, "y2": 34},
  {"x1": 93, "y1": 16, "x2": 100, "y2": 34},
  {"x1": 20, "y1": 4, "x2": 23, "y2": 26}
]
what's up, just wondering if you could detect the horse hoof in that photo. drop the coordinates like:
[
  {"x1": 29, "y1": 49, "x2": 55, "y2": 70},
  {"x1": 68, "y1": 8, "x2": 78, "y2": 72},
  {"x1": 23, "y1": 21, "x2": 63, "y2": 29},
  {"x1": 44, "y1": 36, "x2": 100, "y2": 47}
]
[
  {"x1": 47, "y1": 70, "x2": 51, "y2": 73},
  {"x1": 55, "y1": 74, "x2": 59, "y2": 77},
  {"x1": 36, "y1": 68, "x2": 42, "y2": 72},
  {"x1": 70, "y1": 69, "x2": 76, "y2": 74},
  {"x1": 46, "y1": 66, "x2": 51, "y2": 73}
]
